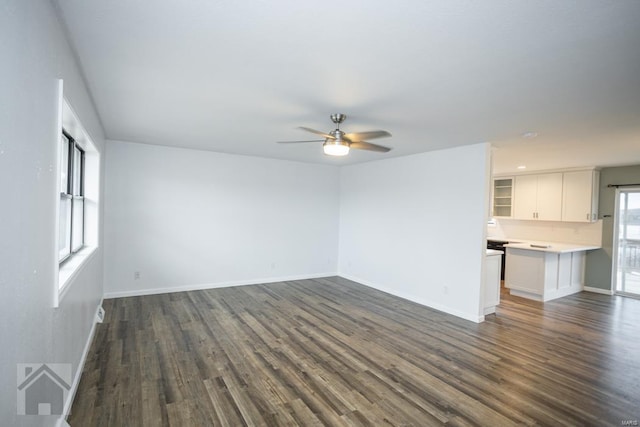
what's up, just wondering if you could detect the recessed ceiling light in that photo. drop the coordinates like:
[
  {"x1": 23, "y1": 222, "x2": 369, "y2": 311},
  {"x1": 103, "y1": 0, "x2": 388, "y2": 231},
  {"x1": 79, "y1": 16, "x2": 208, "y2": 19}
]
[
  {"x1": 517, "y1": 165, "x2": 527, "y2": 169},
  {"x1": 522, "y1": 132, "x2": 538, "y2": 138}
]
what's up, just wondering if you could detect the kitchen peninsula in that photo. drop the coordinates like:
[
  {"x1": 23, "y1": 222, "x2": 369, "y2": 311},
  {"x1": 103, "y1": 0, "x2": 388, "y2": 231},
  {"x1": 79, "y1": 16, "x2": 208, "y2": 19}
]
[{"x1": 503, "y1": 240, "x2": 600, "y2": 302}]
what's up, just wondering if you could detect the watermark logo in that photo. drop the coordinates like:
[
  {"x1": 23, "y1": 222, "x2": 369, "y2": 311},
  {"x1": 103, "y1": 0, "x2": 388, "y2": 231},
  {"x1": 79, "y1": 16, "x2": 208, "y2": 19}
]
[{"x1": 17, "y1": 363, "x2": 71, "y2": 416}]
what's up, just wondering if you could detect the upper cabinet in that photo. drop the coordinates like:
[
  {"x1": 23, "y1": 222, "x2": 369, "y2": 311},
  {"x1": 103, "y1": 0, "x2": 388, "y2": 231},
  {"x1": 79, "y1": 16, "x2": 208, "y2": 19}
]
[
  {"x1": 562, "y1": 170, "x2": 600, "y2": 222},
  {"x1": 513, "y1": 173, "x2": 563, "y2": 221},
  {"x1": 492, "y1": 177, "x2": 513, "y2": 217},
  {"x1": 496, "y1": 168, "x2": 600, "y2": 223}
]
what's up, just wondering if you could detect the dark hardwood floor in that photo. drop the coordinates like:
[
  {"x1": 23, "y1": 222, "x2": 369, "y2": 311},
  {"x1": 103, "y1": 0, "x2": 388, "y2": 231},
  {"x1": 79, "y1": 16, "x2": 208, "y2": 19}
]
[{"x1": 69, "y1": 277, "x2": 640, "y2": 426}]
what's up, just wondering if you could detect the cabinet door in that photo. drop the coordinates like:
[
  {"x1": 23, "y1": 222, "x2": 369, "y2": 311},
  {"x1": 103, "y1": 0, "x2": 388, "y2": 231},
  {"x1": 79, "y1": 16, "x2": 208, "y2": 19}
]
[
  {"x1": 536, "y1": 173, "x2": 563, "y2": 221},
  {"x1": 513, "y1": 175, "x2": 538, "y2": 220},
  {"x1": 562, "y1": 170, "x2": 593, "y2": 222},
  {"x1": 504, "y1": 248, "x2": 544, "y2": 295}
]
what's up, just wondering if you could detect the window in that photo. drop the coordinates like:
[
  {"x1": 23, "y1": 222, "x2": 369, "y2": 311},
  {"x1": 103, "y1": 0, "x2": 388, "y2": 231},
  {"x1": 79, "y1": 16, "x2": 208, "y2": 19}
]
[
  {"x1": 55, "y1": 84, "x2": 100, "y2": 306},
  {"x1": 59, "y1": 130, "x2": 85, "y2": 262}
]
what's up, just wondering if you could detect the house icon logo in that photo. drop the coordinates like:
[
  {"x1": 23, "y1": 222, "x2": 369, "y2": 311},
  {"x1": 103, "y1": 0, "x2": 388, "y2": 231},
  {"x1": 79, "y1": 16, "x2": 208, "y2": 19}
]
[{"x1": 17, "y1": 363, "x2": 71, "y2": 416}]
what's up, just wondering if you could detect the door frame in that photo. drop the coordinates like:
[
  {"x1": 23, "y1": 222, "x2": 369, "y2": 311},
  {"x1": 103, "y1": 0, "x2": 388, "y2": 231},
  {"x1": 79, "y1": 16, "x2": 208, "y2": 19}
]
[{"x1": 611, "y1": 186, "x2": 640, "y2": 297}]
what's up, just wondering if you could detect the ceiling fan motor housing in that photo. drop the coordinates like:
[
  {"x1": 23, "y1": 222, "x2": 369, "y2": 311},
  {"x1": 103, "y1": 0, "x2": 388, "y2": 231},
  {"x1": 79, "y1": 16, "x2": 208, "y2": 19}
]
[{"x1": 328, "y1": 129, "x2": 346, "y2": 142}]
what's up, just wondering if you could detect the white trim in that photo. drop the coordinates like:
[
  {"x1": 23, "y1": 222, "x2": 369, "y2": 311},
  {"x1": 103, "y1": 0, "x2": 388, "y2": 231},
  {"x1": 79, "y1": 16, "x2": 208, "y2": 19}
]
[
  {"x1": 55, "y1": 91, "x2": 102, "y2": 307},
  {"x1": 583, "y1": 286, "x2": 615, "y2": 295},
  {"x1": 611, "y1": 186, "x2": 640, "y2": 295},
  {"x1": 60, "y1": 299, "x2": 103, "y2": 424},
  {"x1": 338, "y1": 273, "x2": 485, "y2": 323},
  {"x1": 57, "y1": 246, "x2": 98, "y2": 305},
  {"x1": 507, "y1": 288, "x2": 544, "y2": 301},
  {"x1": 53, "y1": 79, "x2": 64, "y2": 308},
  {"x1": 104, "y1": 272, "x2": 338, "y2": 299},
  {"x1": 612, "y1": 187, "x2": 622, "y2": 294}
]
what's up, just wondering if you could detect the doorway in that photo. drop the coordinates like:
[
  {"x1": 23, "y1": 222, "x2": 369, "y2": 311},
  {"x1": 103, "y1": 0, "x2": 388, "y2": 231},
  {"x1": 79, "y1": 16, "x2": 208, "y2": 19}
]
[{"x1": 613, "y1": 188, "x2": 640, "y2": 297}]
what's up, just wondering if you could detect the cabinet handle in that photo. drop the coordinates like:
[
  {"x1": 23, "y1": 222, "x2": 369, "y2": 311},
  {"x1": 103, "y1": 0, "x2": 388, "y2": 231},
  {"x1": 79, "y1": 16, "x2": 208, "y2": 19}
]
[
  {"x1": 533, "y1": 212, "x2": 536, "y2": 219},
  {"x1": 586, "y1": 213, "x2": 589, "y2": 220}
]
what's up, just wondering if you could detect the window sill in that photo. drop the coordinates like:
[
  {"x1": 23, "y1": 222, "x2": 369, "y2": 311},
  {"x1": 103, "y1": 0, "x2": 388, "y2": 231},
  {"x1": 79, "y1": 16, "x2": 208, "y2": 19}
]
[{"x1": 57, "y1": 246, "x2": 98, "y2": 307}]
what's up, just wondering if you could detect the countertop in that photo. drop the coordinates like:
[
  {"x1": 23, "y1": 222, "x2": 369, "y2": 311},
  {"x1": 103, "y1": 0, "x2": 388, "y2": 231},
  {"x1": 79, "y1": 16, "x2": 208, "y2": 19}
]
[
  {"x1": 486, "y1": 249, "x2": 504, "y2": 256},
  {"x1": 502, "y1": 240, "x2": 600, "y2": 253}
]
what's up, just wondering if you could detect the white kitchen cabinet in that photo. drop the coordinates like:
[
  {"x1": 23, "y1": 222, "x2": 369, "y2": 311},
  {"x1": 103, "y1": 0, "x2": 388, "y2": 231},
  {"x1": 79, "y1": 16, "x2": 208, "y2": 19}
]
[
  {"x1": 562, "y1": 170, "x2": 600, "y2": 222},
  {"x1": 513, "y1": 175, "x2": 536, "y2": 219},
  {"x1": 484, "y1": 250, "x2": 502, "y2": 314},
  {"x1": 491, "y1": 177, "x2": 513, "y2": 218},
  {"x1": 504, "y1": 247, "x2": 586, "y2": 301},
  {"x1": 513, "y1": 173, "x2": 563, "y2": 221}
]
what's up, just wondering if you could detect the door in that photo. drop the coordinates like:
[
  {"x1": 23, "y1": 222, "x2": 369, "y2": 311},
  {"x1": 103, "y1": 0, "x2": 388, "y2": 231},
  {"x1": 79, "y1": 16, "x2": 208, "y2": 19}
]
[{"x1": 613, "y1": 188, "x2": 640, "y2": 297}]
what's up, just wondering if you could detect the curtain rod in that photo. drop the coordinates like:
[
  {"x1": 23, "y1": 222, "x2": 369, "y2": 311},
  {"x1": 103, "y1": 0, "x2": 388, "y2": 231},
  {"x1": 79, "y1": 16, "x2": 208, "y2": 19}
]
[{"x1": 607, "y1": 183, "x2": 640, "y2": 188}]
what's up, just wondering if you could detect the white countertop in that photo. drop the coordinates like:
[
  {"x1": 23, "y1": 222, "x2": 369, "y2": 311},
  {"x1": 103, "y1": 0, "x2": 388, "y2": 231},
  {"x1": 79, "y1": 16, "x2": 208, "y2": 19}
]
[
  {"x1": 486, "y1": 249, "x2": 504, "y2": 256},
  {"x1": 502, "y1": 240, "x2": 600, "y2": 253}
]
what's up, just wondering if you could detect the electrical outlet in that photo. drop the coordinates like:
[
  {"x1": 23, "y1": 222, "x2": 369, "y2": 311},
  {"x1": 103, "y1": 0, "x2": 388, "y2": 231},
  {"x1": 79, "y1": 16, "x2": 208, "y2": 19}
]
[
  {"x1": 270, "y1": 262, "x2": 276, "y2": 270},
  {"x1": 443, "y1": 285, "x2": 449, "y2": 295},
  {"x1": 134, "y1": 271, "x2": 140, "y2": 280},
  {"x1": 96, "y1": 306, "x2": 105, "y2": 323}
]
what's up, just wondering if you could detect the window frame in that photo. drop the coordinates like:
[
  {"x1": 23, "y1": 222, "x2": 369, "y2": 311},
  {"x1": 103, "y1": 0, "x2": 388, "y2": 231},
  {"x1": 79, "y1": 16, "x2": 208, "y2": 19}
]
[
  {"x1": 59, "y1": 129, "x2": 85, "y2": 264},
  {"x1": 55, "y1": 85, "x2": 101, "y2": 308}
]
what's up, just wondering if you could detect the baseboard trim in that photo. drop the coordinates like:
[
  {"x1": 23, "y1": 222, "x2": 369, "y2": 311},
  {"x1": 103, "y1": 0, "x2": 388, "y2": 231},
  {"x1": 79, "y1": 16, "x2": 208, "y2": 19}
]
[
  {"x1": 60, "y1": 298, "x2": 103, "y2": 425},
  {"x1": 338, "y1": 273, "x2": 484, "y2": 323},
  {"x1": 583, "y1": 286, "x2": 615, "y2": 295},
  {"x1": 105, "y1": 272, "x2": 484, "y2": 322},
  {"x1": 104, "y1": 272, "x2": 338, "y2": 299}
]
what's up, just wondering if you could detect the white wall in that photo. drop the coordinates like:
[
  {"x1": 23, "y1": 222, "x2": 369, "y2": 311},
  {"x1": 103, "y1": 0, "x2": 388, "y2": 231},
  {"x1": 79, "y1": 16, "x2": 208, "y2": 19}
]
[
  {"x1": 0, "y1": 1, "x2": 105, "y2": 425},
  {"x1": 338, "y1": 143, "x2": 491, "y2": 322},
  {"x1": 104, "y1": 141, "x2": 340, "y2": 297}
]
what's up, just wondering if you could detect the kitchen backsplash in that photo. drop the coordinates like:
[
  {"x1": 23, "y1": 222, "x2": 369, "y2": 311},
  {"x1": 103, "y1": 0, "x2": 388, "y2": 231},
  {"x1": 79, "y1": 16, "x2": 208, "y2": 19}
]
[{"x1": 488, "y1": 218, "x2": 603, "y2": 246}]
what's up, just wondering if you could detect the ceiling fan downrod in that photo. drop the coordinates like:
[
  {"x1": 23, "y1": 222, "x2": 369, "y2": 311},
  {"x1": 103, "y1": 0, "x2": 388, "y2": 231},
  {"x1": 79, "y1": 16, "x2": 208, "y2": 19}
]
[{"x1": 330, "y1": 113, "x2": 346, "y2": 129}]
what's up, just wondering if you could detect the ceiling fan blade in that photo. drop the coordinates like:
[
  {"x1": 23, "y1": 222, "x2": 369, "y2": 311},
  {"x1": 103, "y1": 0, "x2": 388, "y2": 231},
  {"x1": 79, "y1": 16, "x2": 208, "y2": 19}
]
[
  {"x1": 276, "y1": 139, "x2": 325, "y2": 143},
  {"x1": 350, "y1": 141, "x2": 392, "y2": 152},
  {"x1": 344, "y1": 130, "x2": 391, "y2": 141},
  {"x1": 298, "y1": 127, "x2": 333, "y2": 139}
]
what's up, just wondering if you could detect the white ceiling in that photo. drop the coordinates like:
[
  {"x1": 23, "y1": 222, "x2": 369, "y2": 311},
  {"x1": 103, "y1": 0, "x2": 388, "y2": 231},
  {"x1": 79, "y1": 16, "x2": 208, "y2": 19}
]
[{"x1": 53, "y1": 0, "x2": 640, "y2": 172}]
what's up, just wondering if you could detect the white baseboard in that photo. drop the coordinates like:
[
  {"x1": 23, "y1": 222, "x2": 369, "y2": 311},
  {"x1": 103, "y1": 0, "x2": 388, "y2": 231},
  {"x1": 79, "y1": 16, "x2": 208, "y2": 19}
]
[
  {"x1": 508, "y1": 288, "x2": 544, "y2": 301},
  {"x1": 543, "y1": 286, "x2": 583, "y2": 302},
  {"x1": 583, "y1": 286, "x2": 615, "y2": 295},
  {"x1": 338, "y1": 273, "x2": 485, "y2": 323},
  {"x1": 104, "y1": 272, "x2": 338, "y2": 299},
  {"x1": 61, "y1": 298, "x2": 103, "y2": 423}
]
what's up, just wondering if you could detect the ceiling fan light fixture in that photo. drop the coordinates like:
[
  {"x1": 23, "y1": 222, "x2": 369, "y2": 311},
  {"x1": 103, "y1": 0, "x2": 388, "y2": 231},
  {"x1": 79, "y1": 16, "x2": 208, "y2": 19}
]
[
  {"x1": 323, "y1": 140, "x2": 350, "y2": 156},
  {"x1": 277, "y1": 114, "x2": 391, "y2": 156}
]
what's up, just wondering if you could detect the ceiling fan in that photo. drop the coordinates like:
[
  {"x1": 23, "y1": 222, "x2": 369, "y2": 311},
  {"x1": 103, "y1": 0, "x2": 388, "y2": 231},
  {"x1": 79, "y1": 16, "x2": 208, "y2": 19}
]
[{"x1": 277, "y1": 113, "x2": 392, "y2": 156}]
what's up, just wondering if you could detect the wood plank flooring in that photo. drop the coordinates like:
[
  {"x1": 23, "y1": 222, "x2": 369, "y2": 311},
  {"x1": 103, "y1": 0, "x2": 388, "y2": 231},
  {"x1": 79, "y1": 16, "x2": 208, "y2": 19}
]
[{"x1": 68, "y1": 277, "x2": 640, "y2": 426}]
